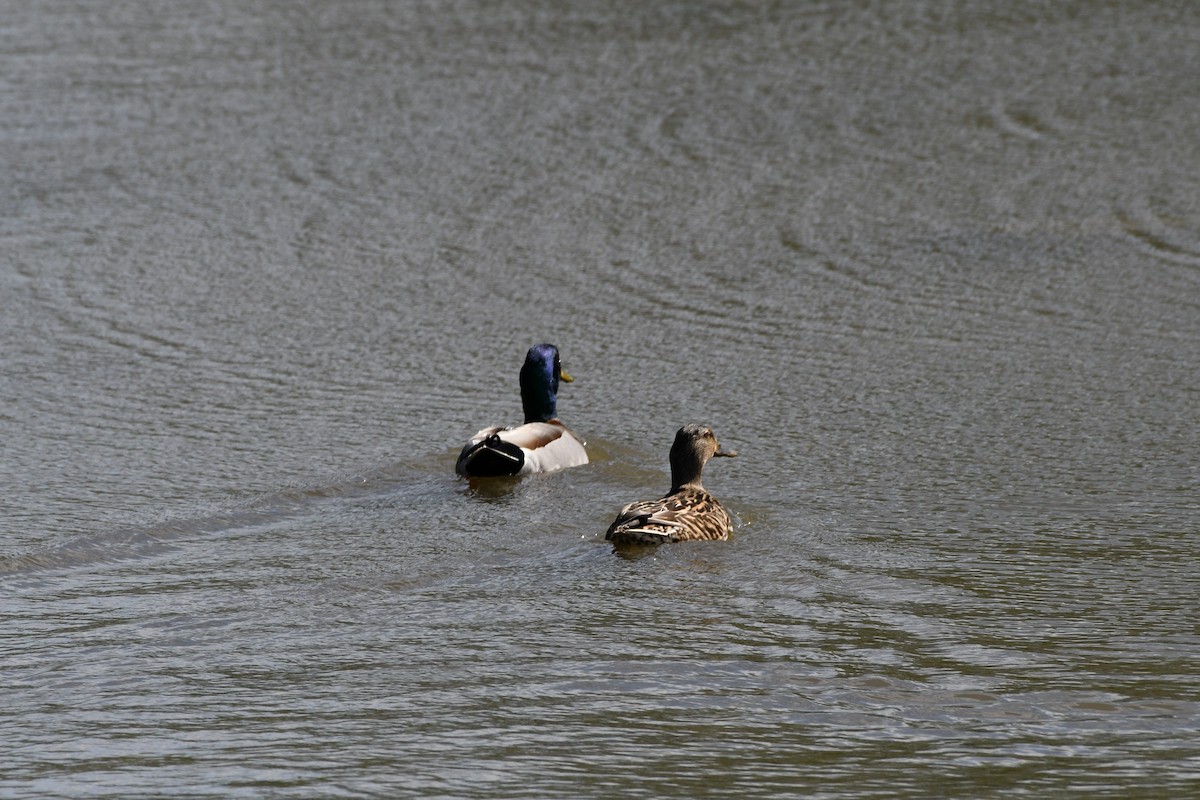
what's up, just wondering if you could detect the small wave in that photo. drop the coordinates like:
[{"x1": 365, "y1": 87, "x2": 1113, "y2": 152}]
[
  {"x1": 1116, "y1": 206, "x2": 1200, "y2": 271},
  {"x1": 0, "y1": 464, "x2": 455, "y2": 580},
  {"x1": 987, "y1": 101, "x2": 1056, "y2": 142}
]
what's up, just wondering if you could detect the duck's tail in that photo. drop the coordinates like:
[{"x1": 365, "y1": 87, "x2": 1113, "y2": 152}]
[{"x1": 456, "y1": 434, "x2": 525, "y2": 478}]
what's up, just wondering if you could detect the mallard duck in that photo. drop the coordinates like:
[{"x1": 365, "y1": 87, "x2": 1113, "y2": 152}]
[
  {"x1": 455, "y1": 343, "x2": 589, "y2": 478},
  {"x1": 606, "y1": 425, "x2": 737, "y2": 545}
]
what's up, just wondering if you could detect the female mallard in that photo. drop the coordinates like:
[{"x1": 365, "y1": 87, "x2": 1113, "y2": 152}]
[
  {"x1": 455, "y1": 343, "x2": 589, "y2": 478},
  {"x1": 606, "y1": 425, "x2": 737, "y2": 545}
]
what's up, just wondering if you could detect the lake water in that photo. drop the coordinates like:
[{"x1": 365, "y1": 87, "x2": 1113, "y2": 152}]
[{"x1": 3, "y1": 1, "x2": 1199, "y2": 797}]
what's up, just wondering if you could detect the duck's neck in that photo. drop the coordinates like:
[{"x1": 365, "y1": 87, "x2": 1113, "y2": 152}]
[
  {"x1": 669, "y1": 453, "x2": 705, "y2": 494},
  {"x1": 519, "y1": 366, "x2": 557, "y2": 423}
]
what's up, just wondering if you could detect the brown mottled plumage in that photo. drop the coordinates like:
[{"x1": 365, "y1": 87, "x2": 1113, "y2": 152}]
[{"x1": 606, "y1": 425, "x2": 737, "y2": 545}]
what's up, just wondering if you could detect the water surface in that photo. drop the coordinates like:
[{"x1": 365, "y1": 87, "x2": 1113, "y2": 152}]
[{"x1": 3, "y1": 1, "x2": 1198, "y2": 797}]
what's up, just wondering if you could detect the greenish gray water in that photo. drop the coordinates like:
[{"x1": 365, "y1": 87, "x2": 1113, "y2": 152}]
[{"x1": 2, "y1": 1, "x2": 1198, "y2": 797}]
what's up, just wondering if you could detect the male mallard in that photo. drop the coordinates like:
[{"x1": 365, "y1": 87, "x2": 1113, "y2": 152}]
[
  {"x1": 606, "y1": 424, "x2": 737, "y2": 545},
  {"x1": 455, "y1": 343, "x2": 589, "y2": 478}
]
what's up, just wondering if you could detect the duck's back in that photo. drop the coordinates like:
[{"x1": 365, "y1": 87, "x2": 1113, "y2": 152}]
[
  {"x1": 606, "y1": 488, "x2": 733, "y2": 544},
  {"x1": 514, "y1": 421, "x2": 588, "y2": 474},
  {"x1": 457, "y1": 421, "x2": 587, "y2": 477}
]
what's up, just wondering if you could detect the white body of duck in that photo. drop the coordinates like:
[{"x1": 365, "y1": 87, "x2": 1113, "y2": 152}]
[
  {"x1": 455, "y1": 344, "x2": 588, "y2": 478},
  {"x1": 606, "y1": 425, "x2": 737, "y2": 545}
]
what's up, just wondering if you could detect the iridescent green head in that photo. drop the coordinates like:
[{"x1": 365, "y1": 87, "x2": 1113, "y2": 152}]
[{"x1": 519, "y1": 343, "x2": 573, "y2": 423}]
